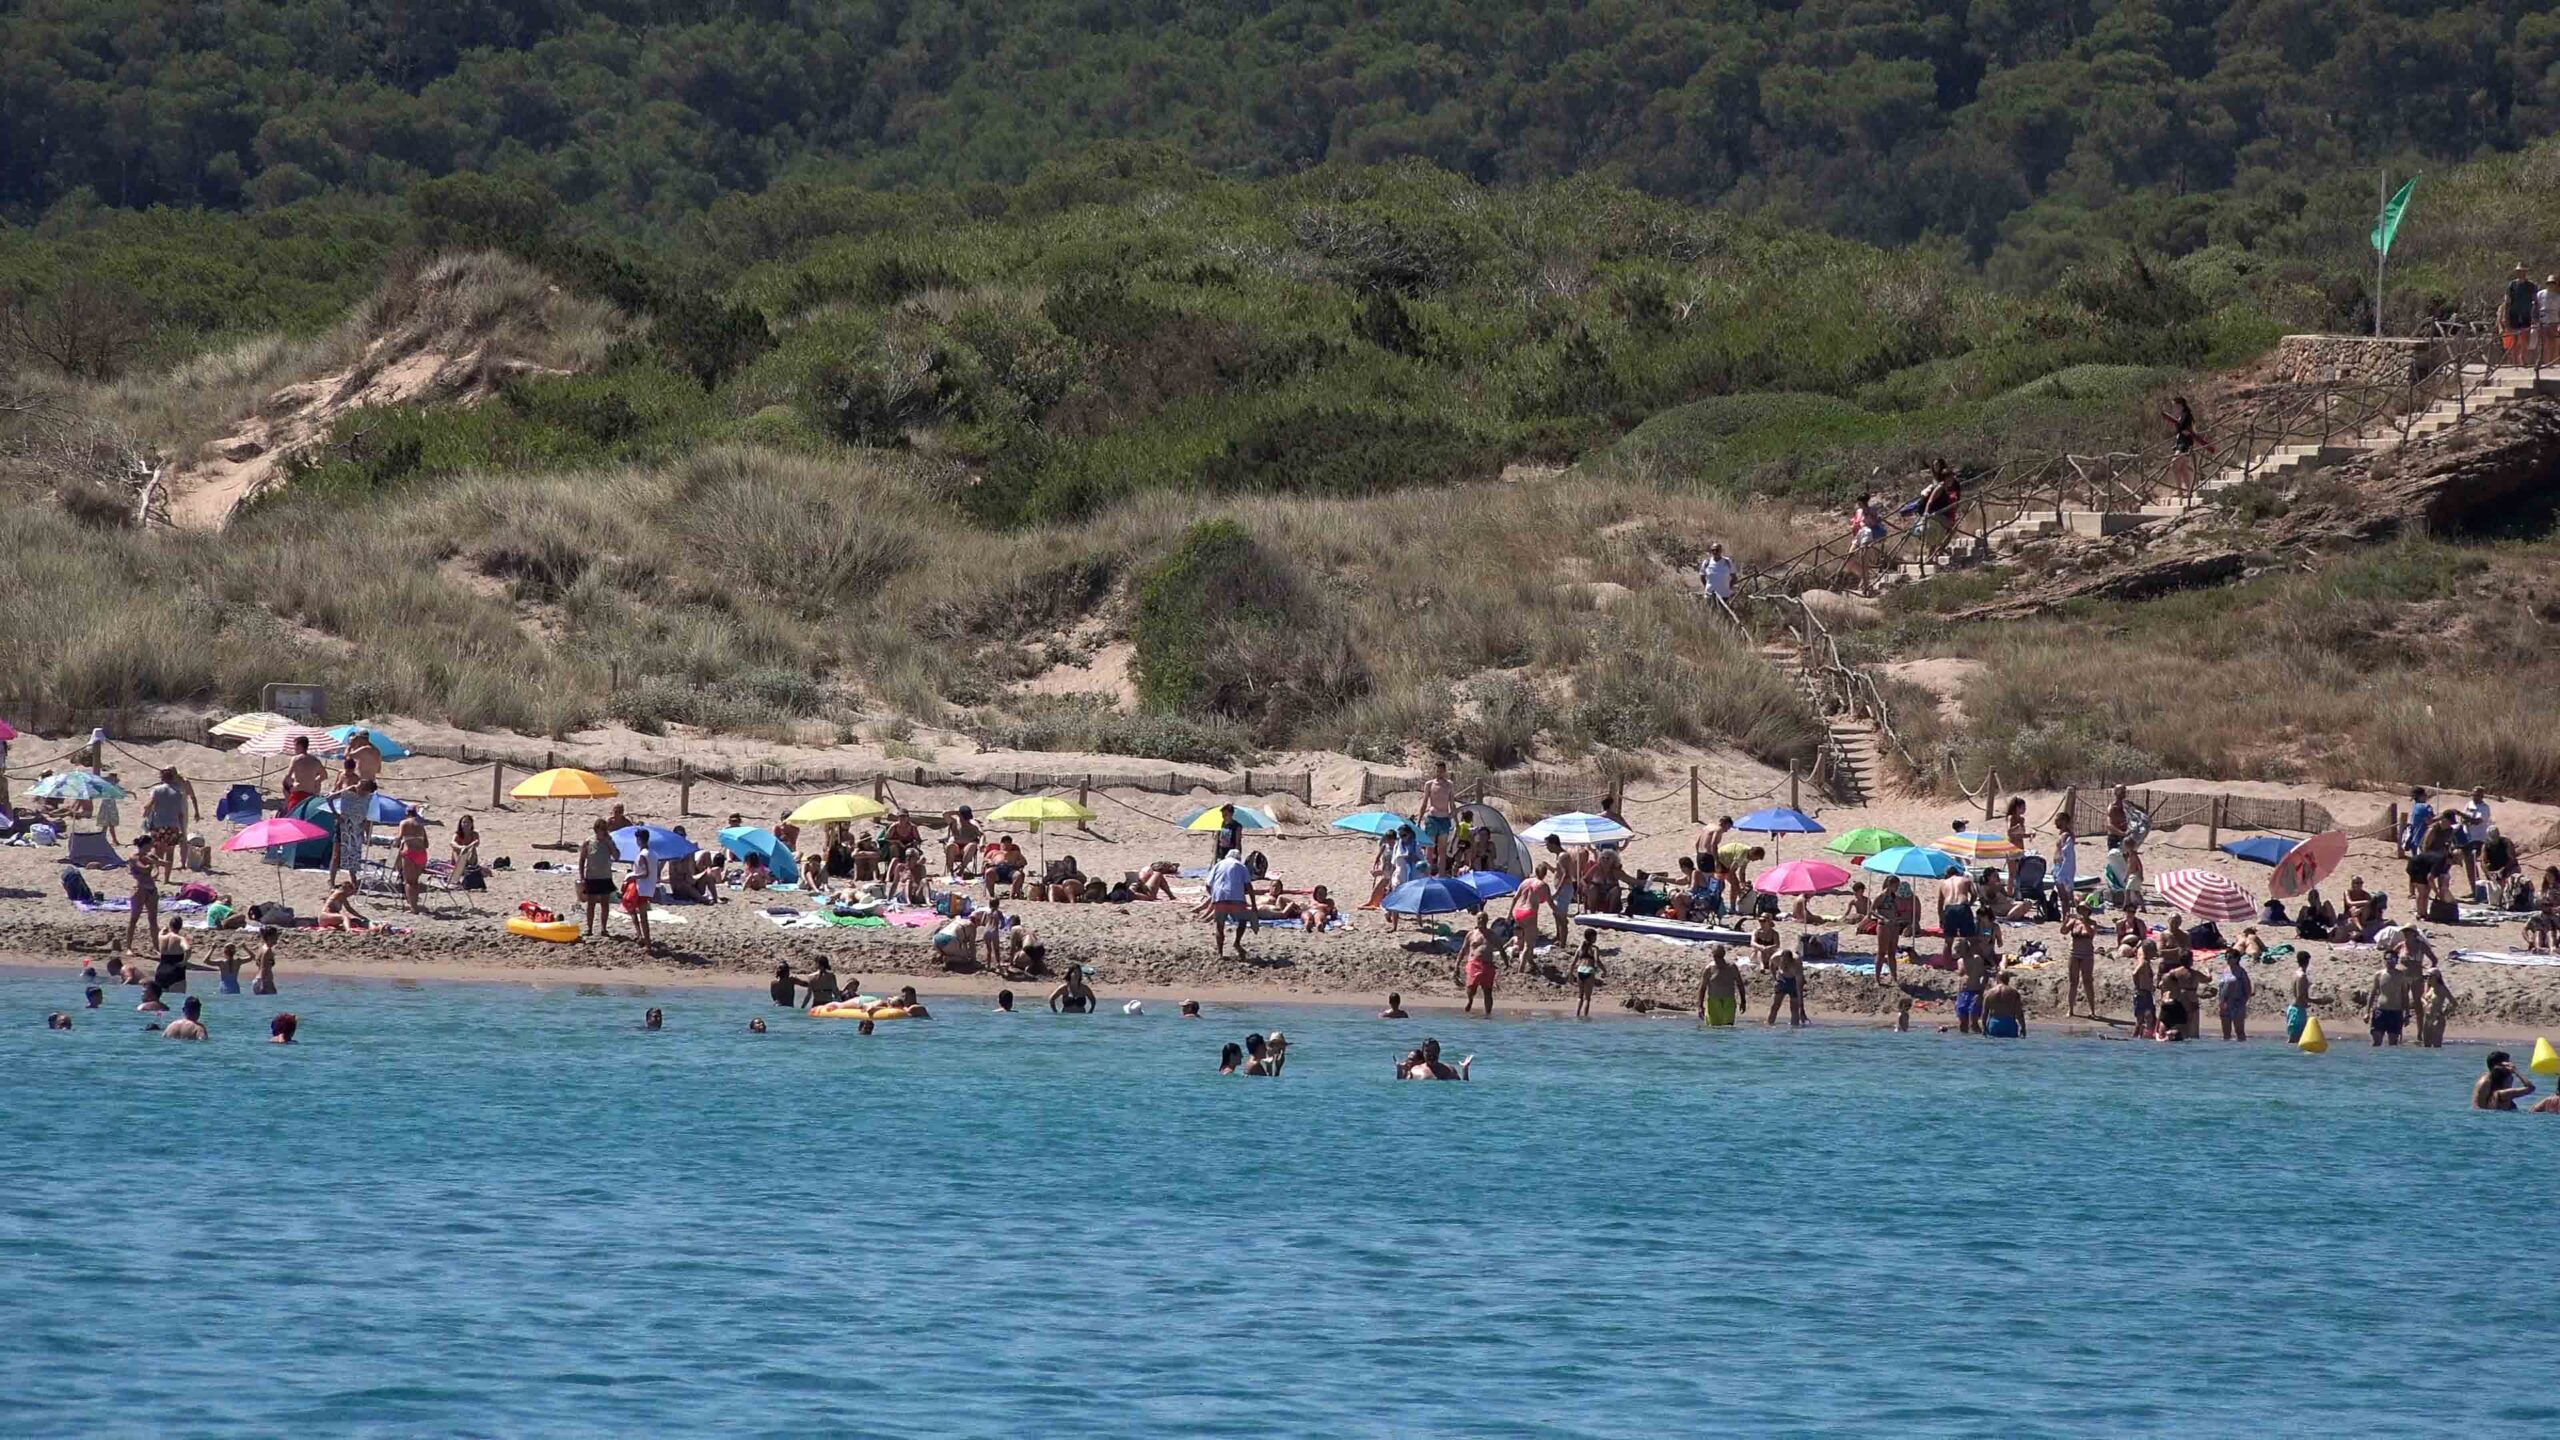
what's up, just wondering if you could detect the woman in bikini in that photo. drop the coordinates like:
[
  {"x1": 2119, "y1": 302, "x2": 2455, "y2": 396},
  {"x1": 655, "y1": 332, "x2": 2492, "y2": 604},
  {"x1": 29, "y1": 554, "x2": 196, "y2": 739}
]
[
  {"x1": 1570, "y1": 932, "x2": 1606, "y2": 1019},
  {"x1": 250, "y1": 926, "x2": 280, "y2": 994},
  {"x1": 396, "y1": 810, "x2": 430, "y2": 913},
  {"x1": 1510, "y1": 865, "x2": 1554, "y2": 967}
]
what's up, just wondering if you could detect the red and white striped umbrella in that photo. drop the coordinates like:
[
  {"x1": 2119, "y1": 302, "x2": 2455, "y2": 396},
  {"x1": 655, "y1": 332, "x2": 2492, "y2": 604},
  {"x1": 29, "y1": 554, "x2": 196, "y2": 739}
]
[
  {"x1": 2152, "y1": 868, "x2": 2258, "y2": 924},
  {"x1": 239, "y1": 725, "x2": 346, "y2": 758}
]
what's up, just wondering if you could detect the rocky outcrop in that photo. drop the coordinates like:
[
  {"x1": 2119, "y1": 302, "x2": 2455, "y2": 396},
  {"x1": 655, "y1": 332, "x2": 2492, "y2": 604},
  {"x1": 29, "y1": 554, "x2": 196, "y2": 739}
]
[{"x1": 1954, "y1": 394, "x2": 2560, "y2": 620}]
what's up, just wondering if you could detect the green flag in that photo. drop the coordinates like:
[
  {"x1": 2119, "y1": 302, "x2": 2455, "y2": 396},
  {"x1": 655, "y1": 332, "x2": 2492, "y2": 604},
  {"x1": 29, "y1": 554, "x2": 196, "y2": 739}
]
[{"x1": 2371, "y1": 177, "x2": 2417, "y2": 256}]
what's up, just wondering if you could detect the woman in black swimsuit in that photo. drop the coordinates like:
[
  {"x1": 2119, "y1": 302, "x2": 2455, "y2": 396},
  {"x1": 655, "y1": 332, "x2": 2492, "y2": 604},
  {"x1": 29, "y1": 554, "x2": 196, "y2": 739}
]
[{"x1": 1050, "y1": 966, "x2": 1096, "y2": 1013}]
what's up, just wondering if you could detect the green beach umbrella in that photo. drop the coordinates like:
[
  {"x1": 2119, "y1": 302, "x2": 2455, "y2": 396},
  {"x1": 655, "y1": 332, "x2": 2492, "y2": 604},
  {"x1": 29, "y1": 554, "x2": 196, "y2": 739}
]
[{"x1": 1823, "y1": 826, "x2": 1913, "y2": 858}]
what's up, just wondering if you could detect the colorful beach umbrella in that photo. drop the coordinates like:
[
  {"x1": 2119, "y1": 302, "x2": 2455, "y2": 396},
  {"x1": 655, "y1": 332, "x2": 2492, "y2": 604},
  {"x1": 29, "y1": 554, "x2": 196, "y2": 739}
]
[
  {"x1": 241, "y1": 725, "x2": 345, "y2": 758},
  {"x1": 1330, "y1": 811, "x2": 1410, "y2": 837},
  {"x1": 1184, "y1": 804, "x2": 1275, "y2": 832},
  {"x1": 209, "y1": 711, "x2": 293, "y2": 740},
  {"x1": 715, "y1": 826, "x2": 799, "y2": 884},
  {"x1": 1824, "y1": 827, "x2": 1913, "y2": 858},
  {"x1": 1460, "y1": 870, "x2": 1522, "y2": 901},
  {"x1": 224, "y1": 816, "x2": 330, "y2": 900},
  {"x1": 1756, "y1": 859, "x2": 1853, "y2": 895},
  {"x1": 1935, "y1": 831, "x2": 2023, "y2": 861},
  {"x1": 1382, "y1": 876, "x2": 1481, "y2": 916},
  {"x1": 327, "y1": 790, "x2": 412, "y2": 824},
  {"x1": 1519, "y1": 812, "x2": 1634, "y2": 845},
  {"x1": 986, "y1": 795, "x2": 1096, "y2": 829},
  {"x1": 2268, "y1": 830, "x2": 2349, "y2": 901},
  {"x1": 330, "y1": 725, "x2": 412, "y2": 761},
  {"x1": 784, "y1": 793, "x2": 887, "y2": 827},
  {"x1": 1860, "y1": 845, "x2": 1964, "y2": 879},
  {"x1": 31, "y1": 770, "x2": 123, "y2": 801},
  {"x1": 2153, "y1": 868, "x2": 2258, "y2": 924},
  {"x1": 511, "y1": 767, "x2": 618, "y2": 845}
]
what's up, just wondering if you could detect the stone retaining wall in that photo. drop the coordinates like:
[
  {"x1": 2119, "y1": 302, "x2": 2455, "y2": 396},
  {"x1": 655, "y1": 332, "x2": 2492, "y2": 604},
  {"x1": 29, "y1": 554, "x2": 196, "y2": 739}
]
[{"x1": 2264, "y1": 334, "x2": 2446, "y2": 387}]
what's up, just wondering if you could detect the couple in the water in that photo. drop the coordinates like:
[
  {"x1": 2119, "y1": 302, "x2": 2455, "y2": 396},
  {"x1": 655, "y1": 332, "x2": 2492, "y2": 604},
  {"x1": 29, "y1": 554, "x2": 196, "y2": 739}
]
[
  {"x1": 1216, "y1": 1031, "x2": 1290, "y2": 1075},
  {"x1": 1398, "y1": 1038, "x2": 1469, "y2": 1080}
]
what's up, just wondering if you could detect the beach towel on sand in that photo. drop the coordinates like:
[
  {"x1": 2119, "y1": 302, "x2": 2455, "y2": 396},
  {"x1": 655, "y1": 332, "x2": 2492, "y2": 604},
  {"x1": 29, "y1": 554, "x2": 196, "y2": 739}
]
[{"x1": 2450, "y1": 949, "x2": 2560, "y2": 967}]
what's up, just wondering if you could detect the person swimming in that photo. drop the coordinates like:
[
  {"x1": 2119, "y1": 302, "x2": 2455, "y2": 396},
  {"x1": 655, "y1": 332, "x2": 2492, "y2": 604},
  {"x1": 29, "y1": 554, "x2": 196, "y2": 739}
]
[
  {"x1": 162, "y1": 995, "x2": 207, "y2": 1041},
  {"x1": 643, "y1": 1008, "x2": 664, "y2": 1032},
  {"x1": 1218, "y1": 1042, "x2": 1244, "y2": 1075},
  {"x1": 1179, "y1": 1000, "x2": 1200, "y2": 1018},
  {"x1": 769, "y1": 963, "x2": 797, "y2": 1007},
  {"x1": 1398, "y1": 1037, "x2": 1469, "y2": 1081},
  {"x1": 269, "y1": 1013, "x2": 298, "y2": 1044},
  {"x1": 994, "y1": 990, "x2": 1015, "y2": 1013},
  {"x1": 2473, "y1": 1051, "x2": 2536, "y2": 1110},
  {"x1": 84, "y1": 987, "x2": 102, "y2": 1010},
  {"x1": 1050, "y1": 966, "x2": 1096, "y2": 1014},
  {"x1": 749, "y1": 1017, "x2": 768, "y2": 1033},
  {"x1": 892, "y1": 986, "x2": 931, "y2": 1019},
  {"x1": 1380, "y1": 992, "x2": 1408, "y2": 1019},
  {"x1": 46, "y1": 1012, "x2": 70, "y2": 1030}
]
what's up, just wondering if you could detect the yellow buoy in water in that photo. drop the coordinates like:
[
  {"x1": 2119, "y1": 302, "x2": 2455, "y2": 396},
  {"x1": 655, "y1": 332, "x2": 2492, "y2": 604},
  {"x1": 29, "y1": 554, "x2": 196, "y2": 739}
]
[
  {"x1": 2297, "y1": 1016, "x2": 2329, "y2": 1054},
  {"x1": 2530, "y1": 1036, "x2": 2560, "y2": 1076}
]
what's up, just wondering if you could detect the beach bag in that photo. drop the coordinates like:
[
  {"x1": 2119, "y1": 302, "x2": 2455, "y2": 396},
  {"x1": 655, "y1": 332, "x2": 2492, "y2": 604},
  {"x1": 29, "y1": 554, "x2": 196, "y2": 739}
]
[
  {"x1": 620, "y1": 879, "x2": 644, "y2": 914},
  {"x1": 460, "y1": 865, "x2": 487, "y2": 891},
  {"x1": 60, "y1": 868, "x2": 93, "y2": 904},
  {"x1": 2426, "y1": 896, "x2": 2459, "y2": 924}
]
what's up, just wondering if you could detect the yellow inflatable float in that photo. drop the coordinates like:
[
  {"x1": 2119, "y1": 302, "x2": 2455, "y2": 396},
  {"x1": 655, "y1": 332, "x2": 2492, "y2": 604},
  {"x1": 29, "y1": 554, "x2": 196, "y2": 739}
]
[
  {"x1": 809, "y1": 995, "x2": 914, "y2": 1021},
  {"x1": 505, "y1": 915, "x2": 581, "y2": 943}
]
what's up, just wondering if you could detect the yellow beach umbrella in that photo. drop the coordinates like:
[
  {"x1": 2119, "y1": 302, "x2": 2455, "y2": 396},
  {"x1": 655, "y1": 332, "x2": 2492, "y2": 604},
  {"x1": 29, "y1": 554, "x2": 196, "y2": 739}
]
[
  {"x1": 210, "y1": 711, "x2": 294, "y2": 739},
  {"x1": 986, "y1": 794, "x2": 1096, "y2": 869},
  {"x1": 511, "y1": 767, "x2": 619, "y2": 845},
  {"x1": 1936, "y1": 832, "x2": 2023, "y2": 861},
  {"x1": 786, "y1": 793, "x2": 887, "y2": 827}
]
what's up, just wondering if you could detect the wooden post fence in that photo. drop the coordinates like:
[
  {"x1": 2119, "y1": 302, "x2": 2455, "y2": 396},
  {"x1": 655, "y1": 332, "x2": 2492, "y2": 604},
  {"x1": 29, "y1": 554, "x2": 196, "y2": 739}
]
[
  {"x1": 1689, "y1": 765, "x2": 1700, "y2": 824},
  {"x1": 1787, "y1": 761, "x2": 1799, "y2": 814},
  {"x1": 2207, "y1": 794, "x2": 2223, "y2": 853},
  {"x1": 677, "y1": 760, "x2": 693, "y2": 818},
  {"x1": 489, "y1": 762, "x2": 503, "y2": 810}
]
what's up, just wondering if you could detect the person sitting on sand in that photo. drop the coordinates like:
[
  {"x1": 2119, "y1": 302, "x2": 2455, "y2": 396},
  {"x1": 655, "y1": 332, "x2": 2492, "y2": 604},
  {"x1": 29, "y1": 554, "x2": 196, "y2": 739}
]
[
  {"x1": 450, "y1": 815, "x2": 481, "y2": 877},
  {"x1": 1292, "y1": 885, "x2": 1340, "y2": 932},
  {"x1": 1044, "y1": 856, "x2": 1085, "y2": 904},
  {"x1": 1380, "y1": 992, "x2": 1408, "y2": 1019},
  {"x1": 1982, "y1": 972, "x2": 2026, "y2": 1038},
  {"x1": 2295, "y1": 889, "x2": 2337, "y2": 942},
  {"x1": 943, "y1": 806, "x2": 981, "y2": 875},
  {"x1": 2528, "y1": 899, "x2": 2560, "y2": 954},
  {"x1": 1748, "y1": 915, "x2": 1781, "y2": 973},
  {"x1": 1124, "y1": 863, "x2": 1177, "y2": 902},
  {"x1": 979, "y1": 838, "x2": 1026, "y2": 902},
  {"x1": 1785, "y1": 890, "x2": 1831, "y2": 925},
  {"x1": 739, "y1": 853, "x2": 774, "y2": 892},
  {"x1": 318, "y1": 877, "x2": 368, "y2": 931},
  {"x1": 1050, "y1": 965, "x2": 1097, "y2": 1014},
  {"x1": 933, "y1": 911, "x2": 980, "y2": 968},
  {"x1": 162, "y1": 995, "x2": 207, "y2": 1041},
  {"x1": 1399, "y1": 1038, "x2": 1470, "y2": 1081},
  {"x1": 1840, "y1": 882, "x2": 1873, "y2": 930},
  {"x1": 2473, "y1": 1051, "x2": 2537, "y2": 1110}
]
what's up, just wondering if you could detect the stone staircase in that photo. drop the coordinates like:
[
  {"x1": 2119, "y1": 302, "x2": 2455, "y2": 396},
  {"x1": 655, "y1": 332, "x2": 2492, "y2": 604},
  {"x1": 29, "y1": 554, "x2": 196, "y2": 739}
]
[
  {"x1": 1890, "y1": 365, "x2": 2560, "y2": 582},
  {"x1": 1757, "y1": 640, "x2": 1892, "y2": 803}
]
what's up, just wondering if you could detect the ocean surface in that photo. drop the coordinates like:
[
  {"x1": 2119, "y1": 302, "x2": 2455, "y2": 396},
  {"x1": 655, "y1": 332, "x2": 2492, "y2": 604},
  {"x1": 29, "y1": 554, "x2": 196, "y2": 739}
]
[{"x1": 2, "y1": 967, "x2": 2551, "y2": 1438}]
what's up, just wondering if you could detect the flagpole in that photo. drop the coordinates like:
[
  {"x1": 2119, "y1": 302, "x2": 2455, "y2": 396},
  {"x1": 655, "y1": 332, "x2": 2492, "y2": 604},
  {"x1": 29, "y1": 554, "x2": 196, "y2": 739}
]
[{"x1": 2375, "y1": 170, "x2": 2387, "y2": 339}]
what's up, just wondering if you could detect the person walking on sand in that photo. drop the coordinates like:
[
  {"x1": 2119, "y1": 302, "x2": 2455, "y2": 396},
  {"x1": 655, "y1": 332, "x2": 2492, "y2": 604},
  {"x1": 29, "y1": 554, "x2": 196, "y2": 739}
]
[
  {"x1": 1937, "y1": 866, "x2": 1977, "y2": 967},
  {"x1": 1765, "y1": 948, "x2": 1806, "y2": 1027},
  {"x1": 142, "y1": 767, "x2": 198, "y2": 884},
  {"x1": 120, "y1": 836, "x2": 160, "y2": 958},
  {"x1": 578, "y1": 819, "x2": 617, "y2": 942},
  {"x1": 1419, "y1": 763, "x2": 1457, "y2": 872},
  {"x1": 1206, "y1": 847, "x2": 1254, "y2": 959},
  {"x1": 626, "y1": 827, "x2": 659, "y2": 946},
  {"x1": 2064, "y1": 903, "x2": 2098, "y2": 1017},
  {"x1": 1694, "y1": 944, "x2": 1747, "y2": 1027},
  {"x1": 1460, "y1": 912, "x2": 1498, "y2": 1016},
  {"x1": 2285, "y1": 952, "x2": 2313, "y2": 1044},
  {"x1": 1570, "y1": 932, "x2": 1606, "y2": 1018}
]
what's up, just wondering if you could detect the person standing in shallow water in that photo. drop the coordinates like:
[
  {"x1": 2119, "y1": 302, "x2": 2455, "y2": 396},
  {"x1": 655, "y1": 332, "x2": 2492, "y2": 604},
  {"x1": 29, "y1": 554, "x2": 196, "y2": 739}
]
[
  {"x1": 2285, "y1": 953, "x2": 2313, "y2": 1044},
  {"x1": 1694, "y1": 944, "x2": 1746, "y2": 1027}
]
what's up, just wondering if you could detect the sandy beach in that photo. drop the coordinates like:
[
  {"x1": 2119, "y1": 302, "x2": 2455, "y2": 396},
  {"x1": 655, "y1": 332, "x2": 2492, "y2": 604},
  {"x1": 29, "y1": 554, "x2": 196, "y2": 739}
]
[{"x1": 13, "y1": 723, "x2": 2560, "y2": 1043}]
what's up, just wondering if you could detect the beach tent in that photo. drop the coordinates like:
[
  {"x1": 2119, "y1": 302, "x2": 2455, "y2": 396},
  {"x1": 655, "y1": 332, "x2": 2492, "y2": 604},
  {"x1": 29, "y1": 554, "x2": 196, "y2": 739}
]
[
  {"x1": 1457, "y1": 802, "x2": 1529, "y2": 877},
  {"x1": 274, "y1": 796, "x2": 339, "y2": 869}
]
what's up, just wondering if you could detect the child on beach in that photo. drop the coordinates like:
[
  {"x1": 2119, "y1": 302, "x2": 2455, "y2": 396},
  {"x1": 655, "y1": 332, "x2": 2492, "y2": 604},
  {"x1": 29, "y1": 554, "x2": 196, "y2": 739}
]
[
  {"x1": 1571, "y1": 932, "x2": 1606, "y2": 1019},
  {"x1": 1894, "y1": 997, "x2": 1913, "y2": 1032},
  {"x1": 2131, "y1": 945, "x2": 2158, "y2": 1039}
]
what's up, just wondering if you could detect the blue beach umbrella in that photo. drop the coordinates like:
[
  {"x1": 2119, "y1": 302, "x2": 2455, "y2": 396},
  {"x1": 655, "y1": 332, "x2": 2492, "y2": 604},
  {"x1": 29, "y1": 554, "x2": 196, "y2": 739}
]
[
  {"x1": 2220, "y1": 835, "x2": 2297, "y2": 868},
  {"x1": 1382, "y1": 876, "x2": 1483, "y2": 916},
  {"x1": 1519, "y1": 812, "x2": 1635, "y2": 845},
  {"x1": 717, "y1": 826, "x2": 800, "y2": 884},
  {"x1": 1735, "y1": 806, "x2": 1824, "y2": 836},
  {"x1": 330, "y1": 726, "x2": 413, "y2": 761},
  {"x1": 328, "y1": 790, "x2": 412, "y2": 824},
  {"x1": 1330, "y1": 810, "x2": 1411, "y2": 837},
  {"x1": 1460, "y1": 870, "x2": 1522, "y2": 902},
  {"x1": 614, "y1": 825, "x2": 700, "y2": 862},
  {"x1": 1860, "y1": 845, "x2": 1965, "y2": 879}
]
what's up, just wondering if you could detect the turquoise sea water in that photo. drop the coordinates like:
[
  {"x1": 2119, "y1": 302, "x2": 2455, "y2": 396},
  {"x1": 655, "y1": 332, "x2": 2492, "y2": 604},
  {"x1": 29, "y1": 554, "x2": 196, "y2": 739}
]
[{"x1": 3, "y1": 968, "x2": 2552, "y2": 1437}]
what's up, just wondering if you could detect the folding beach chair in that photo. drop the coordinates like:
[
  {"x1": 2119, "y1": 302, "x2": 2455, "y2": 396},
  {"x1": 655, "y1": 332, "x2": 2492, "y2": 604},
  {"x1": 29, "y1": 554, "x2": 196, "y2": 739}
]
[{"x1": 66, "y1": 829, "x2": 117, "y2": 868}]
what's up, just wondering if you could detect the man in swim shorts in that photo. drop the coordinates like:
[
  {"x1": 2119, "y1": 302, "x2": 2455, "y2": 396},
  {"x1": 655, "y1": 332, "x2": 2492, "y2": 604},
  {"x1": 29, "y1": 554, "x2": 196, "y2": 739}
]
[
  {"x1": 2367, "y1": 954, "x2": 2411, "y2": 1046},
  {"x1": 2285, "y1": 952, "x2": 2313, "y2": 1043},
  {"x1": 1694, "y1": 944, "x2": 1746, "y2": 1026},
  {"x1": 1982, "y1": 972, "x2": 2025, "y2": 1038},
  {"x1": 1419, "y1": 763, "x2": 1456, "y2": 871}
]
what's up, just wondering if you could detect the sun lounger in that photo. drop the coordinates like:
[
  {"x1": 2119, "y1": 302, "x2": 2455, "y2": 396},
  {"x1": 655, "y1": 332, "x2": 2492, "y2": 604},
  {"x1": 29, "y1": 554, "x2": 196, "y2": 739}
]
[
  {"x1": 2449, "y1": 949, "x2": 2560, "y2": 967},
  {"x1": 1573, "y1": 914, "x2": 1749, "y2": 945}
]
